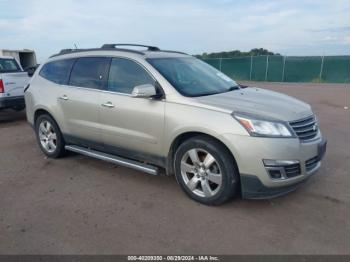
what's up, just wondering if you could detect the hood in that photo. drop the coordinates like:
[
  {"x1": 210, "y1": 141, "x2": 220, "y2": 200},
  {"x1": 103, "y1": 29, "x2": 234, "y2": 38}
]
[{"x1": 193, "y1": 87, "x2": 312, "y2": 121}]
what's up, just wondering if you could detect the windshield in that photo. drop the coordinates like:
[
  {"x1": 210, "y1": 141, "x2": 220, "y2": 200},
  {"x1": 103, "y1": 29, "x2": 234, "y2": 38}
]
[
  {"x1": 147, "y1": 57, "x2": 239, "y2": 97},
  {"x1": 0, "y1": 58, "x2": 21, "y2": 73}
]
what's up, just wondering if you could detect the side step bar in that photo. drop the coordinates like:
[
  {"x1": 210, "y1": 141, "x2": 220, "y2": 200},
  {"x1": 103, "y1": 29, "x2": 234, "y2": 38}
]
[{"x1": 65, "y1": 145, "x2": 158, "y2": 175}]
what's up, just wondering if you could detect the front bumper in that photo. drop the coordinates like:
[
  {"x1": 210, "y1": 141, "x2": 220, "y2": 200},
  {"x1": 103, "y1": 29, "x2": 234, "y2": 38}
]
[
  {"x1": 0, "y1": 96, "x2": 25, "y2": 109},
  {"x1": 240, "y1": 174, "x2": 309, "y2": 199},
  {"x1": 219, "y1": 132, "x2": 327, "y2": 199}
]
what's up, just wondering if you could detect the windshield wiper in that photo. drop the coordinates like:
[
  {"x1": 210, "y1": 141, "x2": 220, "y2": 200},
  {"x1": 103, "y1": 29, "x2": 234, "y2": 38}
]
[
  {"x1": 192, "y1": 85, "x2": 241, "y2": 97},
  {"x1": 227, "y1": 85, "x2": 240, "y2": 91},
  {"x1": 192, "y1": 92, "x2": 220, "y2": 97}
]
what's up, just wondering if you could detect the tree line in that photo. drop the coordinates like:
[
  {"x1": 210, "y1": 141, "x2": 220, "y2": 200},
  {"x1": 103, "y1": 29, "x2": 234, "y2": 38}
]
[{"x1": 195, "y1": 48, "x2": 280, "y2": 59}]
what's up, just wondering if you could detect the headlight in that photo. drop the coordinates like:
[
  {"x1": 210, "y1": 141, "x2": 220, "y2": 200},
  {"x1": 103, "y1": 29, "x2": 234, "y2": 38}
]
[{"x1": 233, "y1": 113, "x2": 294, "y2": 138}]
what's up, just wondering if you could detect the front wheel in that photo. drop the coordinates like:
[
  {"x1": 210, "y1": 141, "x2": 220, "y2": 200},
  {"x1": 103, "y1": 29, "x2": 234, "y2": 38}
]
[{"x1": 174, "y1": 136, "x2": 239, "y2": 205}]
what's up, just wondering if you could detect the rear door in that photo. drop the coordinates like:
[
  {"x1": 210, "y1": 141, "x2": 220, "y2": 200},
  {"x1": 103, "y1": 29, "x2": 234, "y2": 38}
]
[
  {"x1": 0, "y1": 57, "x2": 29, "y2": 97},
  {"x1": 59, "y1": 57, "x2": 111, "y2": 147},
  {"x1": 99, "y1": 57, "x2": 165, "y2": 162}
]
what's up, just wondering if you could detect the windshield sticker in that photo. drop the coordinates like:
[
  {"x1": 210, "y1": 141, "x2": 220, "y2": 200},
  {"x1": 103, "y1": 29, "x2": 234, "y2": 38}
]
[{"x1": 216, "y1": 72, "x2": 232, "y2": 82}]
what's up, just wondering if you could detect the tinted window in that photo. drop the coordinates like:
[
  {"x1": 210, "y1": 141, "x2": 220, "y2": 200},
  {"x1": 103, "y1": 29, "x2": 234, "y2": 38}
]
[
  {"x1": 0, "y1": 58, "x2": 21, "y2": 73},
  {"x1": 39, "y1": 59, "x2": 75, "y2": 85},
  {"x1": 107, "y1": 58, "x2": 155, "y2": 94},
  {"x1": 69, "y1": 57, "x2": 110, "y2": 89}
]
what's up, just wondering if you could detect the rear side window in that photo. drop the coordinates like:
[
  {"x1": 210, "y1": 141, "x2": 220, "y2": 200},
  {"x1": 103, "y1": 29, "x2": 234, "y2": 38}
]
[
  {"x1": 107, "y1": 58, "x2": 155, "y2": 94},
  {"x1": 69, "y1": 57, "x2": 110, "y2": 89},
  {"x1": 0, "y1": 58, "x2": 21, "y2": 73},
  {"x1": 39, "y1": 59, "x2": 76, "y2": 85}
]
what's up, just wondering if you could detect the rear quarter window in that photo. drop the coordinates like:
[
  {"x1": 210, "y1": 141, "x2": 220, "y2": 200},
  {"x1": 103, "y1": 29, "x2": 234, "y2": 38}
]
[{"x1": 39, "y1": 59, "x2": 76, "y2": 85}]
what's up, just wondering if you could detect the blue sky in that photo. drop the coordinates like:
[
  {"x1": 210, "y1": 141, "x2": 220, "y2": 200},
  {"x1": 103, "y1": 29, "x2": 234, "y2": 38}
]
[{"x1": 1, "y1": 0, "x2": 350, "y2": 62}]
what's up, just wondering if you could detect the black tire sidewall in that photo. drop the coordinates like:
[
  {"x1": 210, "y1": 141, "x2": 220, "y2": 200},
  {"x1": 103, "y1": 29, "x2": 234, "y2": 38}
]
[
  {"x1": 35, "y1": 114, "x2": 65, "y2": 158},
  {"x1": 174, "y1": 136, "x2": 238, "y2": 205}
]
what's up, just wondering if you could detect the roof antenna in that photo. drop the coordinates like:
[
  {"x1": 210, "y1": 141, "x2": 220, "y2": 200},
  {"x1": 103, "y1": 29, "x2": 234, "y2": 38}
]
[{"x1": 74, "y1": 43, "x2": 78, "y2": 50}]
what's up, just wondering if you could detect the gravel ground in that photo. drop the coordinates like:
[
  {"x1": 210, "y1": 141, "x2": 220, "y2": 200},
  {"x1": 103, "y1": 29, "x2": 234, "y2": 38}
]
[{"x1": 0, "y1": 82, "x2": 349, "y2": 254}]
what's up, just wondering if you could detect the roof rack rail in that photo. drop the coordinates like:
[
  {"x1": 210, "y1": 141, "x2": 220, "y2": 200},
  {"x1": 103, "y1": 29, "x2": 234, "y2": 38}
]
[
  {"x1": 101, "y1": 44, "x2": 160, "y2": 51},
  {"x1": 161, "y1": 50, "x2": 188, "y2": 55},
  {"x1": 50, "y1": 44, "x2": 188, "y2": 58},
  {"x1": 50, "y1": 48, "x2": 98, "y2": 58},
  {"x1": 50, "y1": 46, "x2": 145, "y2": 58}
]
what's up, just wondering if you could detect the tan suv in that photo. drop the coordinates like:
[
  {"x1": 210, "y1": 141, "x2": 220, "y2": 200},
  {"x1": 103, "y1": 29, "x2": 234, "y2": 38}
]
[{"x1": 25, "y1": 44, "x2": 327, "y2": 205}]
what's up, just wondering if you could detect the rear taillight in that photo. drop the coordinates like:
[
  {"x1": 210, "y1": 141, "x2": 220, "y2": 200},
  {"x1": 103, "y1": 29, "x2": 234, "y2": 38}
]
[{"x1": 0, "y1": 79, "x2": 4, "y2": 93}]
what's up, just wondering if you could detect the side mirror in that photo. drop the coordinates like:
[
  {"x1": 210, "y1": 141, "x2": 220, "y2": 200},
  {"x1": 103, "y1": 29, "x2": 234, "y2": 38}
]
[
  {"x1": 26, "y1": 67, "x2": 35, "y2": 77},
  {"x1": 131, "y1": 84, "x2": 157, "y2": 98}
]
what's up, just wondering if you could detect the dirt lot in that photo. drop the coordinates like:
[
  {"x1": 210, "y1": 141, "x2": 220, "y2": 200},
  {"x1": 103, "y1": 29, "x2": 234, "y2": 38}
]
[{"x1": 0, "y1": 82, "x2": 349, "y2": 255}]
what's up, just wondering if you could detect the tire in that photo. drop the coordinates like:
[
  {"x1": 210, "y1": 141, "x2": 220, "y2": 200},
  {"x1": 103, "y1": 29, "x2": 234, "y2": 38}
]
[
  {"x1": 174, "y1": 135, "x2": 239, "y2": 205},
  {"x1": 35, "y1": 114, "x2": 65, "y2": 158}
]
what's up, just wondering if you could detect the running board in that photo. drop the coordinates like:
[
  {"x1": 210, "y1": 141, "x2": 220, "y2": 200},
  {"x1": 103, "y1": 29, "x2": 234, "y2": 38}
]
[{"x1": 65, "y1": 145, "x2": 159, "y2": 175}]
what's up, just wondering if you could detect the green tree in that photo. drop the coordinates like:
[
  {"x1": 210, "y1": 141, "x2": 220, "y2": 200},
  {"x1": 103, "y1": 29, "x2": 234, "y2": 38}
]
[{"x1": 195, "y1": 48, "x2": 280, "y2": 58}]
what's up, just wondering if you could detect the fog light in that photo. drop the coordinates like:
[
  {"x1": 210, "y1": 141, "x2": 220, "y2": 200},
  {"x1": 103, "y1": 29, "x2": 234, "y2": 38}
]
[{"x1": 268, "y1": 169, "x2": 282, "y2": 179}]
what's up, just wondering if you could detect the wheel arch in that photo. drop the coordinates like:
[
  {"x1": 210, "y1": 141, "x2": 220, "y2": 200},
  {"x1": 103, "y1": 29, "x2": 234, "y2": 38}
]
[
  {"x1": 33, "y1": 107, "x2": 63, "y2": 133},
  {"x1": 166, "y1": 131, "x2": 239, "y2": 177},
  {"x1": 34, "y1": 108, "x2": 55, "y2": 124},
  {"x1": 33, "y1": 107, "x2": 66, "y2": 158}
]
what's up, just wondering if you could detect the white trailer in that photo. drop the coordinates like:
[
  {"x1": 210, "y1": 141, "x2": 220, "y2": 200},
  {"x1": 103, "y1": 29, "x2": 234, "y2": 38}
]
[{"x1": 0, "y1": 49, "x2": 37, "y2": 70}]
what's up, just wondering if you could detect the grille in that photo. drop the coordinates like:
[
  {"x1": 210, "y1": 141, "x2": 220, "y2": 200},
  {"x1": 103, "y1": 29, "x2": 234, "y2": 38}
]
[
  {"x1": 289, "y1": 115, "x2": 318, "y2": 141},
  {"x1": 306, "y1": 156, "x2": 319, "y2": 172},
  {"x1": 284, "y1": 163, "x2": 301, "y2": 178}
]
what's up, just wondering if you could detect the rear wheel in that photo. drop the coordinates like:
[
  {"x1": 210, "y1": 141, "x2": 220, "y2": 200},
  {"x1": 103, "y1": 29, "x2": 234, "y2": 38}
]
[
  {"x1": 174, "y1": 136, "x2": 239, "y2": 205},
  {"x1": 35, "y1": 114, "x2": 65, "y2": 158}
]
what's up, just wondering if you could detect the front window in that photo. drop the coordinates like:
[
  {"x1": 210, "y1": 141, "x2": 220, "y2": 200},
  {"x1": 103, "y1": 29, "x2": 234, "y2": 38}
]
[
  {"x1": 147, "y1": 57, "x2": 239, "y2": 97},
  {"x1": 108, "y1": 58, "x2": 155, "y2": 94}
]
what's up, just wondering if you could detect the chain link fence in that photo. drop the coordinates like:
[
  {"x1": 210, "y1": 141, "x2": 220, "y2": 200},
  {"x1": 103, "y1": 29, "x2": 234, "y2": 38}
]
[{"x1": 202, "y1": 55, "x2": 350, "y2": 83}]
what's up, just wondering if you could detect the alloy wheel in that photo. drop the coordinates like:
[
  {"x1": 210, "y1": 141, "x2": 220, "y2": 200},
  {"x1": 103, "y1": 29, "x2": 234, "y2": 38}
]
[
  {"x1": 180, "y1": 148, "x2": 222, "y2": 198},
  {"x1": 38, "y1": 120, "x2": 57, "y2": 153}
]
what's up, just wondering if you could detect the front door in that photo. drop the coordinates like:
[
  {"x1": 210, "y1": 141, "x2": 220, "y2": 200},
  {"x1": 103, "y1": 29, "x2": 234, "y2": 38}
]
[{"x1": 99, "y1": 57, "x2": 165, "y2": 164}]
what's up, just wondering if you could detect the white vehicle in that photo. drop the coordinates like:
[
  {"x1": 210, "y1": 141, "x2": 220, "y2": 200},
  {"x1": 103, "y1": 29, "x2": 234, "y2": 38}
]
[{"x1": 0, "y1": 56, "x2": 30, "y2": 111}]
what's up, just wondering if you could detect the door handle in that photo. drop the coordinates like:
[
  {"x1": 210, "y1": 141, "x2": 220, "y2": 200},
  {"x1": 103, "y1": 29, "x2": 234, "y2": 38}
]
[
  {"x1": 101, "y1": 101, "x2": 115, "y2": 108},
  {"x1": 59, "y1": 95, "x2": 68, "y2": 101}
]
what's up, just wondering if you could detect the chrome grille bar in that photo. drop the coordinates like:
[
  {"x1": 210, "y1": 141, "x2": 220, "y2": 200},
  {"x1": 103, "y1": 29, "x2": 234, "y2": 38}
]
[{"x1": 289, "y1": 115, "x2": 318, "y2": 141}]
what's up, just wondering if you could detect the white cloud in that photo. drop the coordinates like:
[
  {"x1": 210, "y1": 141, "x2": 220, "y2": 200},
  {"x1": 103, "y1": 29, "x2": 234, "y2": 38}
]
[{"x1": 0, "y1": 0, "x2": 349, "y2": 61}]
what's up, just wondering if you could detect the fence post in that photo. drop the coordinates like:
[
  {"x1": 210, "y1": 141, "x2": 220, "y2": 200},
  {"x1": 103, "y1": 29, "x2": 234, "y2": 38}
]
[
  {"x1": 282, "y1": 56, "x2": 286, "y2": 82},
  {"x1": 265, "y1": 55, "x2": 269, "y2": 81},
  {"x1": 319, "y1": 56, "x2": 324, "y2": 80},
  {"x1": 249, "y1": 55, "x2": 253, "y2": 80},
  {"x1": 219, "y1": 58, "x2": 222, "y2": 71}
]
